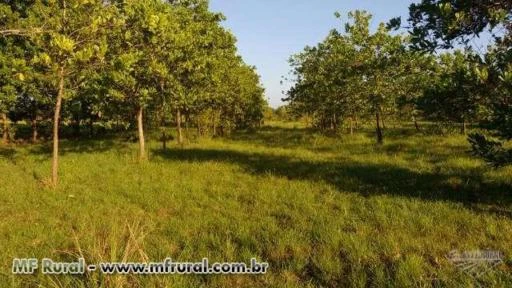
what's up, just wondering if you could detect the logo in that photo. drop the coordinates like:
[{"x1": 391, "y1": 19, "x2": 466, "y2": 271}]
[{"x1": 447, "y1": 250, "x2": 504, "y2": 277}]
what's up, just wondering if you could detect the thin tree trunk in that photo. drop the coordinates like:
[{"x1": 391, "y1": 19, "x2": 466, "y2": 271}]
[
  {"x1": 32, "y1": 118, "x2": 38, "y2": 143},
  {"x1": 133, "y1": 106, "x2": 147, "y2": 161},
  {"x1": 184, "y1": 112, "x2": 189, "y2": 134},
  {"x1": 461, "y1": 117, "x2": 467, "y2": 135},
  {"x1": 376, "y1": 111, "x2": 383, "y2": 144},
  {"x1": 176, "y1": 109, "x2": 183, "y2": 145},
  {"x1": 137, "y1": 106, "x2": 146, "y2": 161},
  {"x1": 212, "y1": 113, "x2": 217, "y2": 137},
  {"x1": 159, "y1": 81, "x2": 166, "y2": 151},
  {"x1": 349, "y1": 115, "x2": 354, "y2": 135},
  {"x1": 161, "y1": 113, "x2": 167, "y2": 151},
  {"x1": 413, "y1": 116, "x2": 420, "y2": 132},
  {"x1": 1, "y1": 113, "x2": 8, "y2": 144},
  {"x1": 52, "y1": 66, "x2": 65, "y2": 186}
]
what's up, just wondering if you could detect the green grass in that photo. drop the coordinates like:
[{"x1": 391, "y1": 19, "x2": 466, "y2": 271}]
[{"x1": 1, "y1": 122, "x2": 511, "y2": 287}]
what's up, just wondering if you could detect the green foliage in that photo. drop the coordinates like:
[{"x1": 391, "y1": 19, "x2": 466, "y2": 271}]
[
  {"x1": 286, "y1": 11, "x2": 426, "y2": 141},
  {"x1": 418, "y1": 50, "x2": 486, "y2": 125},
  {"x1": 404, "y1": 0, "x2": 512, "y2": 166},
  {"x1": 406, "y1": 0, "x2": 511, "y2": 51},
  {"x1": 0, "y1": 0, "x2": 266, "y2": 161}
]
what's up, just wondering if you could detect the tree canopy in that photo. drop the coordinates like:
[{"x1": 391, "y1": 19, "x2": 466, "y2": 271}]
[{"x1": 0, "y1": 0, "x2": 266, "y2": 185}]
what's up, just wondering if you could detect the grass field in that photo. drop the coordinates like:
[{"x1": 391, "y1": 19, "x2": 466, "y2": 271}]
[{"x1": 1, "y1": 122, "x2": 512, "y2": 287}]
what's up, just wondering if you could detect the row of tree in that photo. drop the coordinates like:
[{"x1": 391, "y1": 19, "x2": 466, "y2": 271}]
[
  {"x1": 0, "y1": 0, "x2": 266, "y2": 185},
  {"x1": 285, "y1": 1, "x2": 511, "y2": 166}
]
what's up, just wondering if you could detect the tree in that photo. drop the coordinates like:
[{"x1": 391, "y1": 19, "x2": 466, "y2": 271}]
[
  {"x1": 405, "y1": 0, "x2": 511, "y2": 51},
  {"x1": 394, "y1": 52, "x2": 437, "y2": 132},
  {"x1": 468, "y1": 44, "x2": 512, "y2": 166},
  {"x1": 286, "y1": 11, "x2": 413, "y2": 143},
  {"x1": 344, "y1": 11, "x2": 409, "y2": 143},
  {"x1": 106, "y1": 0, "x2": 173, "y2": 159},
  {"x1": 418, "y1": 51, "x2": 487, "y2": 134},
  {"x1": 10, "y1": 75, "x2": 54, "y2": 142},
  {"x1": 0, "y1": 53, "x2": 22, "y2": 144},
  {"x1": 286, "y1": 28, "x2": 364, "y2": 133},
  {"x1": 166, "y1": 1, "x2": 238, "y2": 143},
  {"x1": 403, "y1": 0, "x2": 512, "y2": 166},
  {"x1": 0, "y1": 4, "x2": 29, "y2": 144},
  {"x1": 1, "y1": 0, "x2": 115, "y2": 185},
  {"x1": 1, "y1": 0, "x2": 266, "y2": 172}
]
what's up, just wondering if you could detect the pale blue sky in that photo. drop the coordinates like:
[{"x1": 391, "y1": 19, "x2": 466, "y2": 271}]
[{"x1": 209, "y1": 0, "x2": 413, "y2": 107}]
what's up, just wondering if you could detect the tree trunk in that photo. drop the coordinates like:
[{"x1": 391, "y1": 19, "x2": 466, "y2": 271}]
[
  {"x1": 212, "y1": 113, "x2": 217, "y2": 137},
  {"x1": 176, "y1": 109, "x2": 183, "y2": 145},
  {"x1": 159, "y1": 81, "x2": 166, "y2": 151},
  {"x1": 413, "y1": 116, "x2": 420, "y2": 132},
  {"x1": 52, "y1": 66, "x2": 65, "y2": 186},
  {"x1": 185, "y1": 112, "x2": 190, "y2": 137},
  {"x1": 1, "y1": 113, "x2": 8, "y2": 144},
  {"x1": 349, "y1": 115, "x2": 354, "y2": 135},
  {"x1": 461, "y1": 118, "x2": 467, "y2": 135},
  {"x1": 32, "y1": 118, "x2": 38, "y2": 143},
  {"x1": 376, "y1": 111, "x2": 383, "y2": 144},
  {"x1": 161, "y1": 108, "x2": 167, "y2": 151},
  {"x1": 161, "y1": 112, "x2": 167, "y2": 151},
  {"x1": 137, "y1": 106, "x2": 146, "y2": 161},
  {"x1": 219, "y1": 125, "x2": 224, "y2": 137}
]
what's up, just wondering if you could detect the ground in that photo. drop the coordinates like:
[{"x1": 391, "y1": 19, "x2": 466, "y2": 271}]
[{"x1": 1, "y1": 122, "x2": 511, "y2": 287}]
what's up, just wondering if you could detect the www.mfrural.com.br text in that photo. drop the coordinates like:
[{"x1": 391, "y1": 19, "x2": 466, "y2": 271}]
[{"x1": 12, "y1": 258, "x2": 269, "y2": 275}]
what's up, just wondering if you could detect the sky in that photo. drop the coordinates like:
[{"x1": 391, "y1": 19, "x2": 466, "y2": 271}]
[{"x1": 209, "y1": 0, "x2": 413, "y2": 108}]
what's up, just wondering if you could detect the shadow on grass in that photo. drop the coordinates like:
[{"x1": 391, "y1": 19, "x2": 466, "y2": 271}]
[
  {"x1": 25, "y1": 139, "x2": 129, "y2": 159},
  {"x1": 0, "y1": 146, "x2": 17, "y2": 160},
  {"x1": 229, "y1": 125, "x2": 468, "y2": 158},
  {"x1": 155, "y1": 147, "x2": 512, "y2": 216},
  {"x1": 229, "y1": 125, "x2": 326, "y2": 150}
]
